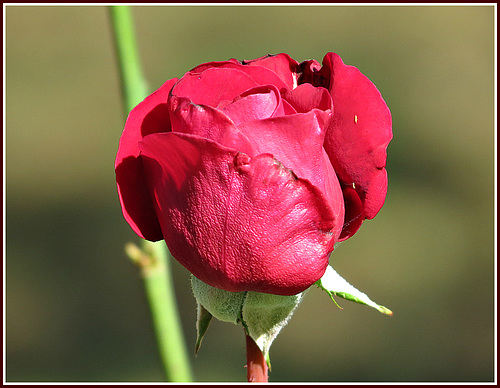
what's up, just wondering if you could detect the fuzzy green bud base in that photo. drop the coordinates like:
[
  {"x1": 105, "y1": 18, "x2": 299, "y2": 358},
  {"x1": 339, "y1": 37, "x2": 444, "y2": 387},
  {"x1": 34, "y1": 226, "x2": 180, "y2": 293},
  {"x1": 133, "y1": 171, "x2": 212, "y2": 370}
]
[{"x1": 191, "y1": 275, "x2": 303, "y2": 365}]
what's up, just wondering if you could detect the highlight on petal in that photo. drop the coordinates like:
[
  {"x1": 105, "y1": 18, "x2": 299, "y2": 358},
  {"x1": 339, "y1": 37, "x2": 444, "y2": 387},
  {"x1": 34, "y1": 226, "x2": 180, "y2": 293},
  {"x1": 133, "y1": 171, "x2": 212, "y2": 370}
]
[
  {"x1": 114, "y1": 78, "x2": 177, "y2": 241},
  {"x1": 237, "y1": 110, "x2": 332, "y2": 183},
  {"x1": 321, "y1": 52, "x2": 393, "y2": 220},
  {"x1": 139, "y1": 132, "x2": 337, "y2": 295},
  {"x1": 236, "y1": 110, "x2": 343, "y2": 240},
  {"x1": 241, "y1": 53, "x2": 300, "y2": 90}
]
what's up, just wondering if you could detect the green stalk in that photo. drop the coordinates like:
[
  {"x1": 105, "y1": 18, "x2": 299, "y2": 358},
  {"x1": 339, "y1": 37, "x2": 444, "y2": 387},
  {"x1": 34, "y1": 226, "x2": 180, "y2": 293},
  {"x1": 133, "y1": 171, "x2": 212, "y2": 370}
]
[
  {"x1": 126, "y1": 241, "x2": 193, "y2": 382},
  {"x1": 109, "y1": 5, "x2": 149, "y2": 114},
  {"x1": 109, "y1": 6, "x2": 193, "y2": 382}
]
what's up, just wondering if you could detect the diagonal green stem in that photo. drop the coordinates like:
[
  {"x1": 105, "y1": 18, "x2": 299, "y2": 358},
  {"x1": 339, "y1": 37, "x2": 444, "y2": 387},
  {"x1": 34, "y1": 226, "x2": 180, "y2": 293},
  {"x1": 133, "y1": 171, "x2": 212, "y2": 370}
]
[
  {"x1": 109, "y1": 6, "x2": 193, "y2": 382},
  {"x1": 109, "y1": 5, "x2": 149, "y2": 114},
  {"x1": 126, "y1": 241, "x2": 193, "y2": 382}
]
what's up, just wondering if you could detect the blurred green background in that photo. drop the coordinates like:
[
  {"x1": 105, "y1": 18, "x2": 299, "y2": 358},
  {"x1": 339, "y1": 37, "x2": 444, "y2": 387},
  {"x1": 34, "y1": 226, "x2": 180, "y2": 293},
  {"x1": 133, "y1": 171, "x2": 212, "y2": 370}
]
[{"x1": 5, "y1": 5, "x2": 495, "y2": 382}]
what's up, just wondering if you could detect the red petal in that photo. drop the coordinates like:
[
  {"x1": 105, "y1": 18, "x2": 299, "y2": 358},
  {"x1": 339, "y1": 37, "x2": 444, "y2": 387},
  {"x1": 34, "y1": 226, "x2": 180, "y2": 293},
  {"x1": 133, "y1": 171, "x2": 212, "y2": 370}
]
[
  {"x1": 139, "y1": 132, "x2": 337, "y2": 295},
  {"x1": 236, "y1": 111, "x2": 344, "y2": 240},
  {"x1": 337, "y1": 184, "x2": 364, "y2": 241},
  {"x1": 168, "y1": 95, "x2": 254, "y2": 155},
  {"x1": 282, "y1": 82, "x2": 333, "y2": 114},
  {"x1": 190, "y1": 59, "x2": 290, "y2": 91},
  {"x1": 322, "y1": 53, "x2": 392, "y2": 219},
  {"x1": 237, "y1": 111, "x2": 329, "y2": 188},
  {"x1": 222, "y1": 85, "x2": 286, "y2": 126},
  {"x1": 241, "y1": 53, "x2": 300, "y2": 90},
  {"x1": 115, "y1": 78, "x2": 177, "y2": 241},
  {"x1": 298, "y1": 59, "x2": 326, "y2": 87},
  {"x1": 171, "y1": 67, "x2": 258, "y2": 107},
  {"x1": 188, "y1": 59, "x2": 239, "y2": 73}
]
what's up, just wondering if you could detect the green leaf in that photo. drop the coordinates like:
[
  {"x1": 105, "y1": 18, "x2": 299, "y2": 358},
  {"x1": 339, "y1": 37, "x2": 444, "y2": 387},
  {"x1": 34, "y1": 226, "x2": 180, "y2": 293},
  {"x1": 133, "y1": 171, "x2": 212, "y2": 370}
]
[{"x1": 316, "y1": 265, "x2": 393, "y2": 316}]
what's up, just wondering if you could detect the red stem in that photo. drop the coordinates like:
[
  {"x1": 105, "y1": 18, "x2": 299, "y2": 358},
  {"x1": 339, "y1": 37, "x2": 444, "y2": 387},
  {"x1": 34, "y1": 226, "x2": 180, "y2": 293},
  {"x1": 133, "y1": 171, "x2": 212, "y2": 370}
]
[{"x1": 245, "y1": 333, "x2": 269, "y2": 382}]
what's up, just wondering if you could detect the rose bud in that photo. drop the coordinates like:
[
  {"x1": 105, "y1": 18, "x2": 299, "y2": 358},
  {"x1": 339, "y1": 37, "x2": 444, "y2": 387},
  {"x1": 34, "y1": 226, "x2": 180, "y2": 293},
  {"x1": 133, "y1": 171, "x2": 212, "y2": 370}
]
[{"x1": 115, "y1": 53, "x2": 392, "y2": 296}]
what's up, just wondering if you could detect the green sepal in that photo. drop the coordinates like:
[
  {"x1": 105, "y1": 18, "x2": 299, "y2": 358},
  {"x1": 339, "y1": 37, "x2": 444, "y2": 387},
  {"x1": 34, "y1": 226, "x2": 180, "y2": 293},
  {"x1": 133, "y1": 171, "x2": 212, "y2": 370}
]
[
  {"x1": 241, "y1": 291, "x2": 305, "y2": 368},
  {"x1": 191, "y1": 275, "x2": 246, "y2": 324},
  {"x1": 316, "y1": 265, "x2": 393, "y2": 316},
  {"x1": 190, "y1": 276, "x2": 305, "y2": 367},
  {"x1": 195, "y1": 303, "x2": 213, "y2": 355}
]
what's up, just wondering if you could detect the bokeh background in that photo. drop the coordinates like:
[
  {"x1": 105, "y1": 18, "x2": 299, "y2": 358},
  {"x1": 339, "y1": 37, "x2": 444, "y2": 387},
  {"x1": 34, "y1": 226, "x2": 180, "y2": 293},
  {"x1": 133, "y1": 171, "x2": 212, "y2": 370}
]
[{"x1": 5, "y1": 5, "x2": 495, "y2": 382}]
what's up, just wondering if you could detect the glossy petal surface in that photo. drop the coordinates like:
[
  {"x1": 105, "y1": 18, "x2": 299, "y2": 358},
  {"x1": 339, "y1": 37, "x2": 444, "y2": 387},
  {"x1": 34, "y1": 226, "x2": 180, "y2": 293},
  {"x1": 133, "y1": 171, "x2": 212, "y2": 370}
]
[
  {"x1": 139, "y1": 132, "x2": 336, "y2": 295},
  {"x1": 242, "y1": 53, "x2": 300, "y2": 90},
  {"x1": 115, "y1": 52, "x2": 393, "y2": 295},
  {"x1": 237, "y1": 111, "x2": 344, "y2": 241}
]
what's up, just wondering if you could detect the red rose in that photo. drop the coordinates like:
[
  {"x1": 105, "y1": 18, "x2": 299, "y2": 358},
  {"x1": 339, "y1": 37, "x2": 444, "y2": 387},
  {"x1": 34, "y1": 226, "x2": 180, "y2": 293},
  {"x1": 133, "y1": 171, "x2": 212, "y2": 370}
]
[{"x1": 115, "y1": 53, "x2": 392, "y2": 296}]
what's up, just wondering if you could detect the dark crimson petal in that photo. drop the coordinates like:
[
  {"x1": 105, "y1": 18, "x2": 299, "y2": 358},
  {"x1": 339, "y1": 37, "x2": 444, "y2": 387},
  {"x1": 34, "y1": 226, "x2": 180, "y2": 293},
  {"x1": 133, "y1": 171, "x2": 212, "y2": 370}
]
[
  {"x1": 115, "y1": 78, "x2": 177, "y2": 163},
  {"x1": 168, "y1": 95, "x2": 254, "y2": 155},
  {"x1": 114, "y1": 78, "x2": 177, "y2": 241},
  {"x1": 322, "y1": 53, "x2": 392, "y2": 219},
  {"x1": 337, "y1": 184, "x2": 364, "y2": 241},
  {"x1": 139, "y1": 132, "x2": 336, "y2": 295},
  {"x1": 282, "y1": 83, "x2": 333, "y2": 114},
  {"x1": 171, "y1": 67, "x2": 259, "y2": 107},
  {"x1": 298, "y1": 59, "x2": 326, "y2": 88},
  {"x1": 241, "y1": 53, "x2": 300, "y2": 90},
  {"x1": 236, "y1": 111, "x2": 344, "y2": 240},
  {"x1": 222, "y1": 85, "x2": 286, "y2": 126}
]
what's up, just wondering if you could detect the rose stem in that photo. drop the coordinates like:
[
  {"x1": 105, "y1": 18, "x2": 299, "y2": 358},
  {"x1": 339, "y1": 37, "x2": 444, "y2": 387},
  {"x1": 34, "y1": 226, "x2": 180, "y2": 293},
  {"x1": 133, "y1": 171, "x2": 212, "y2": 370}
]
[
  {"x1": 108, "y1": 5, "x2": 148, "y2": 114},
  {"x1": 245, "y1": 333, "x2": 269, "y2": 382},
  {"x1": 109, "y1": 6, "x2": 193, "y2": 382}
]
